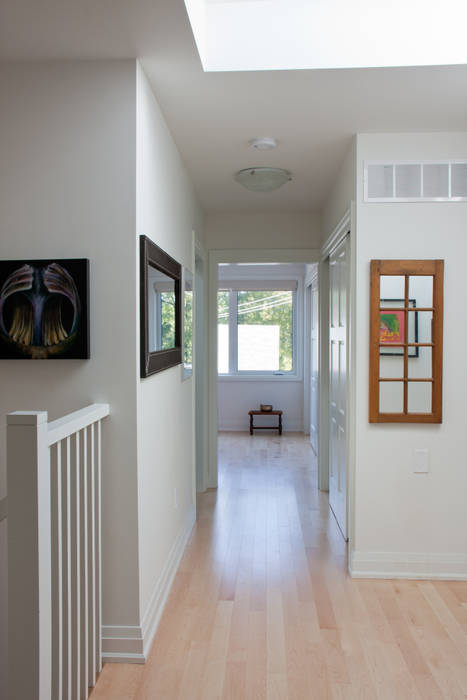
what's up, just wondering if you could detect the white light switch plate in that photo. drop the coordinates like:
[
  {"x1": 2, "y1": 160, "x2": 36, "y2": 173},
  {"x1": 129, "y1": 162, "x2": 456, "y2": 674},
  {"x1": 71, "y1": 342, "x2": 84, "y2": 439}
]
[{"x1": 413, "y1": 448, "x2": 429, "y2": 473}]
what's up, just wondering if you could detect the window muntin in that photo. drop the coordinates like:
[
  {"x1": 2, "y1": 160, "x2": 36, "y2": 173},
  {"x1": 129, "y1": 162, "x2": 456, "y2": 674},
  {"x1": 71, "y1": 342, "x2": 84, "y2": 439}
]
[{"x1": 218, "y1": 288, "x2": 296, "y2": 375}]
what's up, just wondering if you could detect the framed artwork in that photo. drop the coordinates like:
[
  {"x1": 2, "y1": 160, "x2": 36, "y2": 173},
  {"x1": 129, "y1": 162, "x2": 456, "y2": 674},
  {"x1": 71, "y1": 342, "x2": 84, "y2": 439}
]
[
  {"x1": 380, "y1": 299, "x2": 419, "y2": 357},
  {"x1": 140, "y1": 235, "x2": 182, "y2": 377},
  {"x1": 0, "y1": 258, "x2": 89, "y2": 359}
]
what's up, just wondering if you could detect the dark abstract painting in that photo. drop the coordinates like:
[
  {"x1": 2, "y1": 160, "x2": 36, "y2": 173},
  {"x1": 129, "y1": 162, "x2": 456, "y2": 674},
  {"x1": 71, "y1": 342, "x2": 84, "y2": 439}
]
[{"x1": 0, "y1": 258, "x2": 89, "y2": 359}]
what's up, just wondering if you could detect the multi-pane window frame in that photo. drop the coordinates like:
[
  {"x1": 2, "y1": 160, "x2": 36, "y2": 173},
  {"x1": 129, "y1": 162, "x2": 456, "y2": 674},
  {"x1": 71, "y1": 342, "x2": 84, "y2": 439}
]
[
  {"x1": 217, "y1": 283, "x2": 301, "y2": 380},
  {"x1": 369, "y1": 259, "x2": 444, "y2": 423}
]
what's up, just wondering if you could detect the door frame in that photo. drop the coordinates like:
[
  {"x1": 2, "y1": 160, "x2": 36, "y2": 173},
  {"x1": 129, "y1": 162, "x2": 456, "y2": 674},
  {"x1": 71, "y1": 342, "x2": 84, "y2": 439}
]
[
  {"x1": 303, "y1": 264, "x2": 319, "y2": 448},
  {"x1": 194, "y1": 234, "x2": 209, "y2": 493},
  {"x1": 207, "y1": 248, "x2": 320, "y2": 489},
  {"x1": 319, "y1": 208, "x2": 356, "y2": 551}
]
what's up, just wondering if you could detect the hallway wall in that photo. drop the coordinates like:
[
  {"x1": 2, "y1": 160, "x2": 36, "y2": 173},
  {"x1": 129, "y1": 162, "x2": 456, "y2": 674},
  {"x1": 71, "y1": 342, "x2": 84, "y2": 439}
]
[
  {"x1": 218, "y1": 380, "x2": 304, "y2": 431},
  {"x1": 0, "y1": 61, "x2": 140, "y2": 688},
  {"x1": 352, "y1": 132, "x2": 467, "y2": 578},
  {"x1": 136, "y1": 65, "x2": 204, "y2": 638},
  {"x1": 205, "y1": 211, "x2": 321, "y2": 250}
]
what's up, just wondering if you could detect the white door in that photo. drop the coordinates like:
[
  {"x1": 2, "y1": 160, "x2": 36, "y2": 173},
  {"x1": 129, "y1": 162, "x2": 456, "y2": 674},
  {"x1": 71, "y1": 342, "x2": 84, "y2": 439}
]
[
  {"x1": 309, "y1": 275, "x2": 319, "y2": 455},
  {"x1": 329, "y1": 236, "x2": 348, "y2": 539}
]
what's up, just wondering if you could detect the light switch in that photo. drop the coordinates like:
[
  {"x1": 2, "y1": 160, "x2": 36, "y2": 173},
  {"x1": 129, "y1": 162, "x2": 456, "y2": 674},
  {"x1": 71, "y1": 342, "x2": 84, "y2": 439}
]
[{"x1": 413, "y1": 448, "x2": 429, "y2": 473}]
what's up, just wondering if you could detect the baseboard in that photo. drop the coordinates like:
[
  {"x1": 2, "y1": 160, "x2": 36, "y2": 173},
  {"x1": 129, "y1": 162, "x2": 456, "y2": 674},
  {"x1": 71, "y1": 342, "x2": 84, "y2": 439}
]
[
  {"x1": 102, "y1": 505, "x2": 196, "y2": 664},
  {"x1": 218, "y1": 424, "x2": 303, "y2": 432},
  {"x1": 350, "y1": 550, "x2": 467, "y2": 580}
]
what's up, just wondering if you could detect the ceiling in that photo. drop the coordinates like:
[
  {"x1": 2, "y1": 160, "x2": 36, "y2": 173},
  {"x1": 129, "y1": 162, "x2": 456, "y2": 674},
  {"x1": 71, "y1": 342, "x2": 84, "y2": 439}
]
[{"x1": 1, "y1": 0, "x2": 467, "y2": 214}]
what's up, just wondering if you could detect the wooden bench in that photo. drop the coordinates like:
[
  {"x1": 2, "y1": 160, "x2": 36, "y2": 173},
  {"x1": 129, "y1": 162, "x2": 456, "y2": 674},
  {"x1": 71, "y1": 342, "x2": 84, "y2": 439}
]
[{"x1": 248, "y1": 410, "x2": 283, "y2": 435}]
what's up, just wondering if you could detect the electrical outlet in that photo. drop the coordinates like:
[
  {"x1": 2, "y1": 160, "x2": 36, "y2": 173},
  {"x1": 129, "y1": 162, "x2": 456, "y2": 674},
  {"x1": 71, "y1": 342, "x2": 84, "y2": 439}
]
[
  {"x1": 413, "y1": 448, "x2": 429, "y2": 473},
  {"x1": 174, "y1": 487, "x2": 178, "y2": 509}
]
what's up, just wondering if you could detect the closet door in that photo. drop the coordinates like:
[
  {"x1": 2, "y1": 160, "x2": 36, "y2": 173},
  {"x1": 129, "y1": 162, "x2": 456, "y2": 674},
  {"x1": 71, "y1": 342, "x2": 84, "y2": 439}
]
[{"x1": 329, "y1": 236, "x2": 348, "y2": 539}]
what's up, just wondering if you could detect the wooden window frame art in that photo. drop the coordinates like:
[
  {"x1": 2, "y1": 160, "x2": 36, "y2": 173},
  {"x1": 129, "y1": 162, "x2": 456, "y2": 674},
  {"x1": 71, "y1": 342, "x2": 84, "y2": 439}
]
[
  {"x1": 369, "y1": 259, "x2": 444, "y2": 423},
  {"x1": 140, "y1": 235, "x2": 182, "y2": 378}
]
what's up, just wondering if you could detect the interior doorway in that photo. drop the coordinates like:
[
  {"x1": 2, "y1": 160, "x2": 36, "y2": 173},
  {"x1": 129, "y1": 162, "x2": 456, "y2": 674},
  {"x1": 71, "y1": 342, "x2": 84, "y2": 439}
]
[
  {"x1": 207, "y1": 249, "x2": 319, "y2": 488},
  {"x1": 307, "y1": 268, "x2": 319, "y2": 457}
]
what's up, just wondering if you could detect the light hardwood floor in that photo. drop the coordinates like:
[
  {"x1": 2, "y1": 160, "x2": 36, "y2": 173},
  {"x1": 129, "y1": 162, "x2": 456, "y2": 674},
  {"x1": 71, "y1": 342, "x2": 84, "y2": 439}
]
[{"x1": 91, "y1": 433, "x2": 467, "y2": 699}]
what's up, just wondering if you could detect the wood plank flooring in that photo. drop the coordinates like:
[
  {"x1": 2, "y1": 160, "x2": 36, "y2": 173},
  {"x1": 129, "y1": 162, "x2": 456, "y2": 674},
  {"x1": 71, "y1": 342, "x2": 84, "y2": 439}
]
[{"x1": 90, "y1": 433, "x2": 467, "y2": 699}]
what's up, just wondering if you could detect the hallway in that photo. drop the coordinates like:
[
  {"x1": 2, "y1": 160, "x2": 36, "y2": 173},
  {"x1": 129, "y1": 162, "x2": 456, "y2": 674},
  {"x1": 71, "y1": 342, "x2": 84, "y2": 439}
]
[{"x1": 91, "y1": 434, "x2": 467, "y2": 699}]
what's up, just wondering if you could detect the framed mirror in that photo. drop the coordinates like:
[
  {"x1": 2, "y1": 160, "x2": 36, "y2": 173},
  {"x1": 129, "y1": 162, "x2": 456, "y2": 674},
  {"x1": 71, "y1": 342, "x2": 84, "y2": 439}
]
[
  {"x1": 369, "y1": 259, "x2": 444, "y2": 423},
  {"x1": 182, "y1": 267, "x2": 193, "y2": 379},
  {"x1": 140, "y1": 235, "x2": 182, "y2": 377}
]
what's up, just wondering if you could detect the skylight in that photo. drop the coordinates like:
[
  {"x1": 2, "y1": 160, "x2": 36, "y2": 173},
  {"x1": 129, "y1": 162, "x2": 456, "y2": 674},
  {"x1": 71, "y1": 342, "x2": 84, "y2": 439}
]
[{"x1": 184, "y1": 0, "x2": 467, "y2": 72}]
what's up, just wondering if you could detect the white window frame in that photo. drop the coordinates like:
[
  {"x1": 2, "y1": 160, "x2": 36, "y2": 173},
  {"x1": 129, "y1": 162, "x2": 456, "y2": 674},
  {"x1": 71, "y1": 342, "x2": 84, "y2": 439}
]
[{"x1": 217, "y1": 282, "x2": 303, "y2": 382}]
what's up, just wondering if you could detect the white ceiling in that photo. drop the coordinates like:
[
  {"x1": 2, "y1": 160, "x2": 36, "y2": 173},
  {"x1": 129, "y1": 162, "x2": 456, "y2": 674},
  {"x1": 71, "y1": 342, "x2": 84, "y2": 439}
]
[{"x1": 1, "y1": 0, "x2": 467, "y2": 214}]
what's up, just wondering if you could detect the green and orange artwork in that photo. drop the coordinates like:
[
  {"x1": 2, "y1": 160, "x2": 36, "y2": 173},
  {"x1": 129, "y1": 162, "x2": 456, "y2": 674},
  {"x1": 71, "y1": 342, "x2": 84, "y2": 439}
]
[{"x1": 380, "y1": 310, "x2": 405, "y2": 344}]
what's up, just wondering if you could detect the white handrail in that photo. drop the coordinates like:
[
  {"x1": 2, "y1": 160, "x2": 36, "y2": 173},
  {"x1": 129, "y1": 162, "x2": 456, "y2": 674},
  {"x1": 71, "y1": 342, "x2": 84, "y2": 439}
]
[{"x1": 47, "y1": 403, "x2": 110, "y2": 446}]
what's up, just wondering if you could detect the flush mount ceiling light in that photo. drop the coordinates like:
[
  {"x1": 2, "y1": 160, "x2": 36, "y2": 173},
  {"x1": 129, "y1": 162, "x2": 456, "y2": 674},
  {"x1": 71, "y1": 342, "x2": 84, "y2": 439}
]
[
  {"x1": 249, "y1": 137, "x2": 277, "y2": 150},
  {"x1": 234, "y1": 167, "x2": 292, "y2": 192}
]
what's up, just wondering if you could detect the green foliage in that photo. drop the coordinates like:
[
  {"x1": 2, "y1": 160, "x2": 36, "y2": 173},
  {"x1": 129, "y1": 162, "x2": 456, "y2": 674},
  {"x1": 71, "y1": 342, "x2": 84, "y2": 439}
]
[
  {"x1": 218, "y1": 291, "x2": 229, "y2": 324},
  {"x1": 184, "y1": 290, "x2": 193, "y2": 365},
  {"x1": 161, "y1": 292, "x2": 175, "y2": 349}
]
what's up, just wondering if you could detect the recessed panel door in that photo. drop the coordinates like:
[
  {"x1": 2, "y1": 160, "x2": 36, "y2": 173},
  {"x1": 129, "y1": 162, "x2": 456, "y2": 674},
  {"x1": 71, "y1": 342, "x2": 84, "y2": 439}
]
[
  {"x1": 309, "y1": 276, "x2": 319, "y2": 455},
  {"x1": 329, "y1": 236, "x2": 348, "y2": 540}
]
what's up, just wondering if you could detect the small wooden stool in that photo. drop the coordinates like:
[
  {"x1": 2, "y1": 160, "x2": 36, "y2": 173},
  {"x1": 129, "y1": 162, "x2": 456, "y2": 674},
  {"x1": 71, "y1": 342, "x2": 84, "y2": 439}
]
[{"x1": 248, "y1": 410, "x2": 283, "y2": 435}]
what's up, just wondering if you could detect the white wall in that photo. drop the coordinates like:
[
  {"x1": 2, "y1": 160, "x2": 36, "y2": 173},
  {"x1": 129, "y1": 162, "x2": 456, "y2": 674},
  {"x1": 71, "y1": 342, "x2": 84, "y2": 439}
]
[
  {"x1": 0, "y1": 61, "x2": 140, "y2": 687},
  {"x1": 205, "y1": 211, "x2": 321, "y2": 250},
  {"x1": 218, "y1": 380, "x2": 303, "y2": 431},
  {"x1": 136, "y1": 65, "x2": 204, "y2": 631},
  {"x1": 321, "y1": 138, "x2": 356, "y2": 236},
  {"x1": 352, "y1": 132, "x2": 467, "y2": 578}
]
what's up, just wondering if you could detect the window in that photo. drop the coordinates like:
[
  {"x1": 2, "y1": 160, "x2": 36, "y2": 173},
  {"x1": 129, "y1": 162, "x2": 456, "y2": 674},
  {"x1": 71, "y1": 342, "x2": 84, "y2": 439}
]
[{"x1": 218, "y1": 287, "x2": 297, "y2": 375}]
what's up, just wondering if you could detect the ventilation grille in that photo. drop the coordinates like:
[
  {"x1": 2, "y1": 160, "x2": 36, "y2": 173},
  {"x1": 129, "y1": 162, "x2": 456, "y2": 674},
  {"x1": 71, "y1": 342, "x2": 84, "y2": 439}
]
[{"x1": 364, "y1": 161, "x2": 467, "y2": 202}]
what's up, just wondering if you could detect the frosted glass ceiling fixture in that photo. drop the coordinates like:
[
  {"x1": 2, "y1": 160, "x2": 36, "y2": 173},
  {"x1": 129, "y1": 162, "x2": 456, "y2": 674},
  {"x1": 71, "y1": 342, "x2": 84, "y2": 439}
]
[{"x1": 234, "y1": 167, "x2": 292, "y2": 192}]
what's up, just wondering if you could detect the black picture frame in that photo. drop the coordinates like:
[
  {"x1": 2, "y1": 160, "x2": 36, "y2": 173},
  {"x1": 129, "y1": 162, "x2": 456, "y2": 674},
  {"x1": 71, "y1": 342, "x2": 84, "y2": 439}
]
[
  {"x1": 140, "y1": 235, "x2": 182, "y2": 377},
  {"x1": 0, "y1": 258, "x2": 89, "y2": 359},
  {"x1": 379, "y1": 298, "x2": 419, "y2": 358}
]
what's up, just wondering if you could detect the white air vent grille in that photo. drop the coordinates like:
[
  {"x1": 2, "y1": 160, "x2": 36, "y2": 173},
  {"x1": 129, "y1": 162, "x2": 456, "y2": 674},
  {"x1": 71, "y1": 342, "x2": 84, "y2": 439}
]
[{"x1": 364, "y1": 161, "x2": 467, "y2": 202}]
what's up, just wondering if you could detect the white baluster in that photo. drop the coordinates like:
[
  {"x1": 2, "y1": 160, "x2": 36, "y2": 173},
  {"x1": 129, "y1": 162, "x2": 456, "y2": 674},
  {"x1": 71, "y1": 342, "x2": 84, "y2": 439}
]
[
  {"x1": 80, "y1": 427, "x2": 89, "y2": 699},
  {"x1": 51, "y1": 442, "x2": 63, "y2": 700}
]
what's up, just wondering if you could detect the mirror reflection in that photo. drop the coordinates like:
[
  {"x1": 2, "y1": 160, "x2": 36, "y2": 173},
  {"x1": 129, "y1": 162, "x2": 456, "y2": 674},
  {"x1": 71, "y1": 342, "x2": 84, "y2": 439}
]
[
  {"x1": 379, "y1": 355, "x2": 404, "y2": 379},
  {"x1": 408, "y1": 347, "x2": 432, "y2": 379},
  {"x1": 379, "y1": 274, "x2": 434, "y2": 413},
  {"x1": 380, "y1": 275, "x2": 405, "y2": 299},
  {"x1": 409, "y1": 275, "x2": 433, "y2": 308},
  {"x1": 379, "y1": 381, "x2": 404, "y2": 413},
  {"x1": 148, "y1": 265, "x2": 176, "y2": 353},
  {"x1": 184, "y1": 269, "x2": 193, "y2": 376},
  {"x1": 408, "y1": 382, "x2": 432, "y2": 413}
]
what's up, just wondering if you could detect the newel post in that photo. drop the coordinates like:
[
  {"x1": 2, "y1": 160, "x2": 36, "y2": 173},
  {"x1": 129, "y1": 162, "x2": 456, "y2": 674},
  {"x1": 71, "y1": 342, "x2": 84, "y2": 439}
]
[{"x1": 7, "y1": 411, "x2": 52, "y2": 700}]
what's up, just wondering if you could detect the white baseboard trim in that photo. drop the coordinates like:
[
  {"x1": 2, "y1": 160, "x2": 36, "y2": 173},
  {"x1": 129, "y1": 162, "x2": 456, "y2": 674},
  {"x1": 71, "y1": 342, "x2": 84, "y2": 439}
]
[
  {"x1": 102, "y1": 505, "x2": 196, "y2": 664},
  {"x1": 350, "y1": 550, "x2": 467, "y2": 580}
]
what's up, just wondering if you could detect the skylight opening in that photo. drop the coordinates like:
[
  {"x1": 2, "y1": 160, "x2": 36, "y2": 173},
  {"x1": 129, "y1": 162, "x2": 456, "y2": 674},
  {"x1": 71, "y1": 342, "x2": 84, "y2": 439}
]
[{"x1": 184, "y1": 0, "x2": 467, "y2": 72}]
